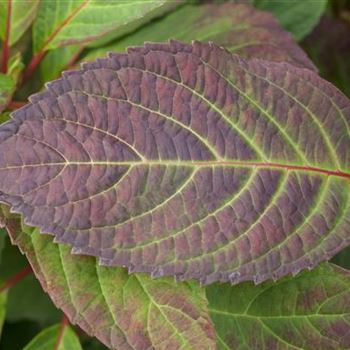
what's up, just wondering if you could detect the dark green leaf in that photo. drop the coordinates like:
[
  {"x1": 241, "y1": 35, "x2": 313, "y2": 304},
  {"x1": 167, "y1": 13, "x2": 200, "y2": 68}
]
[
  {"x1": 207, "y1": 263, "x2": 350, "y2": 350},
  {"x1": 0, "y1": 229, "x2": 60, "y2": 324},
  {"x1": 0, "y1": 292, "x2": 6, "y2": 339},
  {"x1": 0, "y1": 231, "x2": 5, "y2": 265}
]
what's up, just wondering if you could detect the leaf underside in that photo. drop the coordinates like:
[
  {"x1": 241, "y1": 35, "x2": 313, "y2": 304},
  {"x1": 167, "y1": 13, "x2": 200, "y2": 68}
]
[
  {"x1": 0, "y1": 41, "x2": 350, "y2": 285},
  {"x1": 4, "y1": 214, "x2": 216, "y2": 350}
]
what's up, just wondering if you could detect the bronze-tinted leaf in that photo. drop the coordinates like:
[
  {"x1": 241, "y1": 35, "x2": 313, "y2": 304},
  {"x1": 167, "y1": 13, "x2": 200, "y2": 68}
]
[{"x1": 0, "y1": 41, "x2": 350, "y2": 284}]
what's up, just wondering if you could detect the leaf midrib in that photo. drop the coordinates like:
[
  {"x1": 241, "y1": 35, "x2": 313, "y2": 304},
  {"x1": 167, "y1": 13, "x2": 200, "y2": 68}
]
[
  {"x1": 209, "y1": 308, "x2": 350, "y2": 319},
  {"x1": 1, "y1": 160, "x2": 349, "y2": 180}
]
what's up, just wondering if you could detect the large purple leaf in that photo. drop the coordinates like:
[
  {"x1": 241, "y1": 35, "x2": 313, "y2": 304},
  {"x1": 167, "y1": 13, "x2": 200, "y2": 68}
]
[{"x1": 0, "y1": 41, "x2": 350, "y2": 285}]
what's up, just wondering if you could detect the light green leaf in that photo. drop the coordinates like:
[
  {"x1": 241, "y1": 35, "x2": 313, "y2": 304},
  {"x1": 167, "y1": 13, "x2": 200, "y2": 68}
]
[
  {"x1": 207, "y1": 263, "x2": 350, "y2": 350},
  {"x1": 22, "y1": 324, "x2": 82, "y2": 350},
  {"x1": 0, "y1": 73, "x2": 15, "y2": 113},
  {"x1": 0, "y1": 0, "x2": 39, "y2": 46},
  {"x1": 5, "y1": 217, "x2": 216, "y2": 350},
  {"x1": 32, "y1": 0, "x2": 181, "y2": 54},
  {"x1": 82, "y1": 3, "x2": 315, "y2": 71},
  {"x1": 254, "y1": 0, "x2": 327, "y2": 40}
]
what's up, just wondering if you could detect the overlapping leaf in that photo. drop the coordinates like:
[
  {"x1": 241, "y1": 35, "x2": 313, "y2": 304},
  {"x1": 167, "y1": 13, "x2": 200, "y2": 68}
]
[
  {"x1": 0, "y1": 0, "x2": 39, "y2": 46},
  {"x1": 83, "y1": 3, "x2": 316, "y2": 71},
  {"x1": 207, "y1": 263, "x2": 350, "y2": 350},
  {"x1": 0, "y1": 41, "x2": 350, "y2": 285},
  {"x1": 3, "y1": 214, "x2": 216, "y2": 350},
  {"x1": 32, "y1": 0, "x2": 180, "y2": 54}
]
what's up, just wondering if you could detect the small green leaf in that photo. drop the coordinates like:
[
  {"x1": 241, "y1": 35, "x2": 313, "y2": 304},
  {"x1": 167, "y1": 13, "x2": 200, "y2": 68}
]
[
  {"x1": 5, "y1": 218, "x2": 216, "y2": 350},
  {"x1": 254, "y1": 0, "x2": 327, "y2": 41},
  {"x1": 22, "y1": 324, "x2": 82, "y2": 350},
  {"x1": 0, "y1": 73, "x2": 15, "y2": 113},
  {"x1": 0, "y1": 0, "x2": 39, "y2": 46},
  {"x1": 207, "y1": 263, "x2": 350, "y2": 350},
  {"x1": 32, "y1": 0, "x2": 180, "y2": 54}
]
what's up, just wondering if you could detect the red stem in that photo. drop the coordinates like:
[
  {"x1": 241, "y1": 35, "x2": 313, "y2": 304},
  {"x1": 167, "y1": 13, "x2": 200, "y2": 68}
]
[
  {"x1": 1, "y1": 0, "x2": 12, "y2": 73},
  {"x1": 54, "y1": 314, "x2": 70, "y2": 350},
  {"x1": 0, "y1": 266, "x2": 32, "y2": 294},
  {"x1": 7, "y1": 100, "x2": 26, "y2": 110}
]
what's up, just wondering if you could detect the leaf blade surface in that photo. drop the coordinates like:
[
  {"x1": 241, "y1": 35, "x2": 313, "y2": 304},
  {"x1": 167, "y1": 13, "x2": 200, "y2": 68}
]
[
  {"x1": 4, "y1": 215, "x2": 216, "y2": 350},
  {"x1": 0, "y1": 41, "x2": 350, "y2": 284},
  {"x1": 207, "y1": 263, "x2": 350, "y2": 350}
]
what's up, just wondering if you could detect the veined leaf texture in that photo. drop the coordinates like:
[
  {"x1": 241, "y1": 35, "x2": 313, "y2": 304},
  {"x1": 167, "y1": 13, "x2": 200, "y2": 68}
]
[{"x1": 0, "y1": 41, "x2": 349, "y2": 285}]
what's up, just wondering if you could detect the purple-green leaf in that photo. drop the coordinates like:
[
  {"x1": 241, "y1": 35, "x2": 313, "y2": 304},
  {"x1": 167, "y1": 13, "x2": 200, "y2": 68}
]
[
  {"x1": 0, "y1": 41, "x2": 350, "y2": 285},
  {"x1": 3, "y1": 214, "x2": 216, "y2": 350}
]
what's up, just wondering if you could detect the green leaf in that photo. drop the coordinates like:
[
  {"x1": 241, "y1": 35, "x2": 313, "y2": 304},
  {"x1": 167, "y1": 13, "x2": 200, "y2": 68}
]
[
  {"x1": 32, "y1": 0, "x2": 180, "y2": 54},
  {"x1": 40, "y1": 45, "x2": 83, "y2": 82},
  {"x1": 0, "y1": 0, "x2": 39, "y2": 46},
  {"x1": 5, "y1": 217, "x2": 216, "y2": 350},
  {"x1": 0, "y1": 73, "x2": 15, "y2": 113},
  {"x1": 0, "y1": 291, "x2": 6, "y2": 338},
  {"x1": 207, "y1": 263, "x2": 350, "y2": 350},
  {"x1": 254, "y1": 0, "x2": 327, "y2": 41},
  {"x1": 22, "y1": 323, "x2": 82, "y2": 350},
  {"x1": 83, "y1": 3, "x2": 315, "y2": 70}
]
